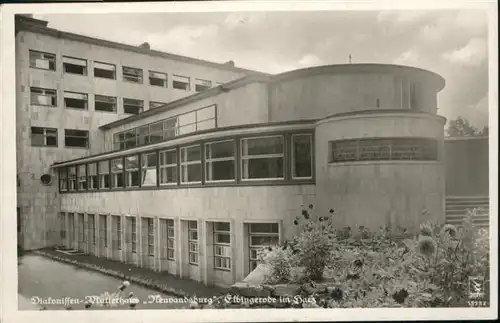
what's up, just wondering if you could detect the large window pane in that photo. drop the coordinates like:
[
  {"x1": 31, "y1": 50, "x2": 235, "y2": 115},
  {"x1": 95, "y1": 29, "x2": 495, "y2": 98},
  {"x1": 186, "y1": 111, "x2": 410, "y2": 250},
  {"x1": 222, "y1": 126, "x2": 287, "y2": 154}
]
[
  {"x1": 181, "y1": 146, "x2": 201, "y2": 184},
  {"x1": 159, "y1": 149, "x2": 177, "y2": 185},
  {"x1": 125, "y1": 156, "x2": 139, "y2": 187},
  {"x1": 205, "y1": 140, "x2": 235, "y2": 182},
  {"x1": 241, "y1": 136, "x2": 284, "y2": 180},
  {"x1": 292, "y1": 134, "x2": 313, "y2": 179},
  {"x1": 141, "y1": 152, "x2": 157, "y2": 186}
]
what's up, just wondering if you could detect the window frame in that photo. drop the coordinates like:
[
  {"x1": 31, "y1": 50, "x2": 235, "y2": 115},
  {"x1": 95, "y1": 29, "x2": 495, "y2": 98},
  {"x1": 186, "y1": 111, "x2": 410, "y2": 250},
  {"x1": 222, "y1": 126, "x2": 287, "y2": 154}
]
[
  {"x1": 30, "y1": 87, "x2": 57, "y2": 107},
  {"x1": 98, "y1": 160, "x2": 111, "y2": 189},
  {"x1": 64, "y1": 129, "x2": 89, "y2": 149},
  {"x1": 122, "y1": 66, "x2": 143, "y2": 84},
  {"x1": 62, "y1": 56, "x2": 88, "y2": 76},
  {"x1": 147, "y1": 217, "x2": 155, "y2": 256},
  {"x1": 240, "y1": 135, "x2": 285, "y2": 181},
  {"x1": 149, "y1": 70, "x2": 168, "y2": 87},
  {"x1": 31, "y1": 126, "x2": 58, "y2": 147},
  {"x1": 172, "y1": 74, "x2": 191, "y2": 91},
  {"x1": 63, "y1": 91, "x2": 88, "y2": 110},
  {"x1": 188, "y1": 220, "x2": 199, "y2": 265},
  {"x1": 29, "y1": 50, "x2": 56, "y2": 71},
  {"x1": 180, "y1": 144, "x2": 202, "y2": 185},
  {"x1": 248, "y1": 222, "x2": 280, "y2": 272},
  {"x1": 205, "y1": 139, "x2": 236, "y2": 183},
  {"x1": 124, "y1": 155, "x2": 140, "y2": 188},
  {"x1": 166, "y1": 219, "x2": 175, "y2": 260},
  {"x1": 131, "y1": 217, "x2": 137, "y2": 253},
  {"x1": 93, "y1": 61, "x2": 116, "y2": 80},
  {"x1": 87, "y1": 163, "x2": 98, "y2": 190},
  {"x1": 59, "y1": 168, "x2": 68, "y2": 192},
  {"x1": 159, "y1": 149, "x2": 178, "y2": 186},
  {"x1": 77, "y1": 164, "x2": 87, "y2": 191},
  {"x1": 114, "y1": 215, "x2": 122, "y2": 250},
  {"x1": 95, "y1": 94, "x2": 117, "y2": 113},
  {"x1": 291, "y1": 133, "x2": 313, "y2": 180},
  {"x1": 194, "y1": 78, "x2": 212, "y2": 92},
  {"x1": 111, "y1": 157, "x2": 125, "y2": 189},
  {"x1": 123, "y1": 98, "x2": 144, "y2": 115},
  {"x1": 213, "y1": 222, "x2": 231, "y2": 271}
]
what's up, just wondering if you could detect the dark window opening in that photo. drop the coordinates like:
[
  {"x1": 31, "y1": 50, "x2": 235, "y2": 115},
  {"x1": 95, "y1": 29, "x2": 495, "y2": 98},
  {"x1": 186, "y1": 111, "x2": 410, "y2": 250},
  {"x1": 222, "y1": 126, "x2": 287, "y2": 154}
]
[
  {"x1": 65, "y1": 129, "x2": 89, "y2": 148},
  {"x1": 95, "y1": 95, "x2": 117, "y2": 113}
]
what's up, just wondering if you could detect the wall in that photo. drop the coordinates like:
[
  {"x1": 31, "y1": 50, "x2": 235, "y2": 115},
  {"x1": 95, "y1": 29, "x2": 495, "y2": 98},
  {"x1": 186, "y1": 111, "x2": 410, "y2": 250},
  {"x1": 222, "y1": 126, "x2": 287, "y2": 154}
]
[
  {"x1": 268, "y1": 66, "x2": 442, "y2": 122},
  {"x1": 444, "y1": 137, "x2": 489, "y2": 197},
  {"x1": 60, "y1": 185, "x2": 315, "y2": 285},
  {"x1": 16, "y1": 29, "x2": 247, "y2": 250},
  {"x1": 103, "y1": 82, "x2": 270, "y2": 151},
  {"x1": 314, "y1": 112, "x2": 446, "y2": 232}
]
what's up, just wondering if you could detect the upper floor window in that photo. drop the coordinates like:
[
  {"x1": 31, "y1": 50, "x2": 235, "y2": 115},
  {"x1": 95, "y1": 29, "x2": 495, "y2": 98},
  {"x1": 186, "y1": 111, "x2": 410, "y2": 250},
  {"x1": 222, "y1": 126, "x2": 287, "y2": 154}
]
[
  {"x1": 95, "y1": 95, "x2": 117, "y2": 113},
  {"x1": 63, "y1": 56, "x2": 87, "y2": 75},
  {"x1": 173, "y1": 75, "x2": 190, "y2": 91},
  {"x1": 78, "y1": 165, "x2": 87, "y2": 190},
  {"x1": 31, "y1": 87, "x2": 57, "y2": 107},
  {"x1": 64, "y1": 129, "x2": 89, "y2": 148},
  {"x1": 205, "y1": 140, "x2": 236, "y2": 182},
  {"x1": 125, "y1": 155, "x2": 140, "y2": 187},
  {"x1": 87, "y1": 163, "x2": 98, "y2": 190},
  {"x1": 123, "y1": 66, "x2": 143, "y2": 84},
  {"x1": 159, "y1": 149, "x2": 178, "y2": 185},
  {"x1": 178, "y1": 112, "x2": 196, "y2": 135},
  {"x1": 31, "y1": 127, "x2": 57, "y2": 147},
  {"x1": 149, "y1": 121, "x2": 163, "y2": 144},
  {"x1": 329, "y1": 137, "x2": 439, "y2": 163},
  {"x1": 194, "y1": 78, "x2": 212, "y2": 92},
  {"x1": 141, "y1": 152, "x2": 157, "y2": 187},
  {"x1": 241, "y1": 136, "x2": 284, "y2": 180},
  {"x1": 291, "y1": 134, "x2": 313, "y2": 179},
  {"x1": 29, "y1": 50, "x2": 56, "y2": 71},
  {"x1": 149, "y1": 101, "x2": 166, "y2": 110},
  {"x1": 98, "y1": 160, "x2": 110, "y2": 189},
  {"x1": 59, "y1": 168, "x2": 68, "y2": 191},
  {"x1": 149, "y1": 71, "x2": 167, "y2": 87},
  {"x1": 111, "y1": 158, "x2": 124, "y2": 188},
  {"x1": 196, "y1": 105, "x2": 216, "y2": 131},
  {"x1": 68, "y1": 167, "x2": 77, "y2": 191},
  {"x1": 180, "y1": 145, "x2": 202, "y2": 184},
  {"x1": 123, "y1": 98, "x2": 143, "y2": 115},
  {"x1": 64, "y1": 91, "x2": 88, "y2": 110},
  {"x1": 94, "y1": 61, "x2": 116, "y2": 79}
]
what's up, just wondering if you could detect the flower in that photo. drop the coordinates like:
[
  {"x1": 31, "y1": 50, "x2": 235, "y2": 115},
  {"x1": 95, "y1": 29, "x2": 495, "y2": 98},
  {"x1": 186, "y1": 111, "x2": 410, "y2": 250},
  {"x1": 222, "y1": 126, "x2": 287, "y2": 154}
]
[
  {"x1": 441, "y1": 224, "x2": 457, "y2": 238},
  {"x1": 329, "y1": 208, "x2": 335, "y2": 214},
  {"x1": 293, "y1": 220, "x2": 299, "y2": 225},
  {"x1": 420, "y1": 223, "x2": 433, "y2": 237},
  {"x1": 329, "y1": 287, "x2": 344, "y2": 301},
  {"x1": 302, "y1": 209, "x2": 310, "y2": 219},
  {"x1": 417, "y1": 236, "x2": 437, "y2": 257},
  {"x1": 392, "y1": 288, "x2": 409, "y2": 304}
]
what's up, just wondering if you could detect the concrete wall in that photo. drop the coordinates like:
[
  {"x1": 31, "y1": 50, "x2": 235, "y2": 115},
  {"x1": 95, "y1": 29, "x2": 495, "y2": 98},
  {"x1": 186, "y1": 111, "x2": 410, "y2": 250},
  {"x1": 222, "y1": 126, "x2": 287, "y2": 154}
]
[
  {"x1": 444, "y1": 137, "x2": 489, "y2": 197},
  {"x1": 103, "y1": 82, "x2": 270, "y2": 150},
  {"x1": 59, "y1": 185, "x2": 315, "y2": 286},
  {"x1": 314, "y1": 112, "x2": 446, "y2": 232},
  {"x1": 269, "y1": 67, "x2": 441, "y2": 122},
  {"x1": 16, "y1": 30, "x2": 247, "y2": 250}
]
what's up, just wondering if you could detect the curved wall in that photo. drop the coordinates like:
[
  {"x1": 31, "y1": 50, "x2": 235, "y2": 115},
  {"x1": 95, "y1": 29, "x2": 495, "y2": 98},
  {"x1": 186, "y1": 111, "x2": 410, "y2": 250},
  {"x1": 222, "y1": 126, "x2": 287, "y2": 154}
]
[
  {"x1": 269, "y1": 64, "x2": 444, "y2": 123},
  {"x1": 314, "y1": 112, "x2": 446, "y2": 232}
]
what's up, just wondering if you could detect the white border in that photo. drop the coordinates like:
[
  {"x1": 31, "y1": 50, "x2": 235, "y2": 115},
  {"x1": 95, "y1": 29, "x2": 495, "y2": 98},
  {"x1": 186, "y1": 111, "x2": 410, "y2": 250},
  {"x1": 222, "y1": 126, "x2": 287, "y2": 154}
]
[{"x1": 1, "y1": 1, "x2": 498, "y2": 322}]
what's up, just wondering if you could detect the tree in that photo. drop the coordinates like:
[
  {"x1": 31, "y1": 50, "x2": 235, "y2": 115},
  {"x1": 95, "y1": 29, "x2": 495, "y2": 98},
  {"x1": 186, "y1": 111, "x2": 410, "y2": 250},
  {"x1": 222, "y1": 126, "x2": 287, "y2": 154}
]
[{"x1": 446, "y1": 117, "x2": 488, "y2": 137}]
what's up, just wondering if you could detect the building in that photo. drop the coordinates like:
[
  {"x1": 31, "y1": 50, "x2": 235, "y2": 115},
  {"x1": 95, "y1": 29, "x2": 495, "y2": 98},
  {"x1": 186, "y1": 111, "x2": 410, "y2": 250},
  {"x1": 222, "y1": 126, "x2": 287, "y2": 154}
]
[{"x1": 16, "y1": 15, "x2": 489, "y2": 288}]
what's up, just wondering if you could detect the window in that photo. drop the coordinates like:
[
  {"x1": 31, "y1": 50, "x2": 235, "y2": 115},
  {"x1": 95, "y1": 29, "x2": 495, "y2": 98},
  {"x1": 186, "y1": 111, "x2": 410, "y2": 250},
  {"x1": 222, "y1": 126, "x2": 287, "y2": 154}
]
[
  {"x1": 159, "y1": 149, "x2": 178, "y2": 185},
  {"x1": 166, "y1": 219, "x2": 175, "y2": 260},
  {"x1": 124, "y1": 129, "x2": 138, "y2": 149},
  {"x1": 138, "y1": 125, "x2": 149, "y2": 146},
  {"x1": 123, "y1": 98, "x2": 143, "y2": 115},
  {"x1": 88, "y1": 214, "x2": 96, "y2": 245},
  {"x1": 68, "y1": 167, "x2": 77, "y2": 191},
  {"x1": 87, "y1": 163, "x2": 97, "y2": 190},
  {"x1": 196, "y1": 105, "x2": 216, "y2": 131},
  {"x1": 163, "y1": 118, "x2": 178, "y2": 139},
  {"x1": 98, "y1": 160, "x2": 110, "y2": 189},
  {"x1": 31, "y1": 87, "x2": 57, "y2": 106},
  {"x1": 111, "y1": 158, "x2": 124, "y2": 188},
  {"x1": 149, "y1": 71, "x2": 167, "y2": 87},
  {"x1": 241, "y1": 136, "x2": 284, "y2": 180},
  {"x1": 94, "y1": 61, "x2": 116, "y2": 79},
  {"x1": 141, "y1": 152, "x2": 157, "y2": 187},
  {"x1": 64, "y1": 129, "x2": 89, "y2": 148},
  {"x1": 114, "y1": 215, "x2": 122, "y2": 250},
  {"x1": 95, "y1": 95, "x2": 117, "y2": 113},
  {"x1": 31, "y1": 127, "x2": 57, "y2": 147},
  {"x1": 188, "y1": 221, "x2": 198, "y2": 265},
  {"x1": 195, "y1": 78, "x2": 212, "y2": 92},
  {"x1": 147, "y1": 218, "x2": 155, "y2": 256},
  {"x1": 114, "y1": 133, "x2": 125, "y2": 150},
  {"x1": 214, "y1": 222, "x2": 231, "y2": 270},
  {"x1": 123, "y1": 66, "x2": 143, "y2": 83},
  {"x1": 149, "y1": 121, "x2": 163, "y2": 144},
  {"x1": 149, "y1": 101, "x2": 166, "y2": 110},
  {"x1": 131, "y1": 217, "x2": 137, "y2": 253},
  {"x1": 77, "y1": 165, "x2": 87, "y2": 190},
  {"x1": 59, "y1": 212, "x2": 66, "y2": 240},
  {"x1": 249, "y1": 223, "x2": 279, "y2": 271},
  {"x1": 29, "y1": 50, "x2": 56, "y2": 70},
  {"x1": 59, "y1": 168, "x2": 68, "y2": 191},
  {"x1": 100, "y1": 214, "x2": 108, "y2": 247},
  {"x1": 291, "y1": 134, "x2": 313, "y2": 179},
  {"x1": 205, "y1": 140, "x2": 236, "y2": 182},
  {"x1": 180, "y1": 145, "x2": 202, "y2": 184},
  {"x1": 64, "y1": 91, "x2": 88, "y2": 110},
  {"x1": 329, "y1": 138, "x2": 439, "y2": 163},
  {"x1": 78, "y1": 214, "x2": 85, "y2": 247},
  {"x1": 178, "y1": 112, "x2": 196, "y2": 135},
  {"x1": 173, "y1": 74, "x2": 190, "y2": 91},
  {"x1": 125, "y1": 155, "x2": 140, "y2": 187},
  {"x1": 63, "y1": 56, "x2": 87, "y2": 75}
]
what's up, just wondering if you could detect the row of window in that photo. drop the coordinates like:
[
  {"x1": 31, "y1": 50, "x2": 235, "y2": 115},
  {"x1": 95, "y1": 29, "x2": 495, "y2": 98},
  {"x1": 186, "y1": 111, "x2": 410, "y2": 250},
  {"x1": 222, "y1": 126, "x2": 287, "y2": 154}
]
[
  {"x1": 31, "y1": 127, "x2": 89, "y2": 148},
  {"x1": 113, "y1": 105, "x2": 216, "y2": 150},
  {"x1": 31, "y1": 87, "x2": 168, "y2": 115},
  {"x1": 60, "y1": 213, "x2": 279, "y2": 272},
  {"x1": 58, "y1": 133, "x2": 314, "y2": 192},
  {"x1": 329, "y1": 137, "x2": 439, "y2": 162},
  {"x1": 30, "y1": 50, "x2": 223, "y2": 92}
]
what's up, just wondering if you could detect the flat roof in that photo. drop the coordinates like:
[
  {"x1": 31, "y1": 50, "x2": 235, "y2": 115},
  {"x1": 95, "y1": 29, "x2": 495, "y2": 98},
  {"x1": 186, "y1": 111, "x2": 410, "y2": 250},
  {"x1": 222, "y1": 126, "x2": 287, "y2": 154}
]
[{"x1": 15, "y1": 15, "x2": 268, "y2": 77}]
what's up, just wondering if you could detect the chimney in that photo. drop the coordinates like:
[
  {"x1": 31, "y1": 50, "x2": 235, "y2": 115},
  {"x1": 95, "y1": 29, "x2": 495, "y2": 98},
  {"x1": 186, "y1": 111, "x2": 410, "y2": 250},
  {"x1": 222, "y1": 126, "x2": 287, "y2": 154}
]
[
  {"x1": 139, "y1": 42, "x2": 151, "y2": 50},
  {"x1": 224, "y1": 60, "x2": 235, "y2": 67}
]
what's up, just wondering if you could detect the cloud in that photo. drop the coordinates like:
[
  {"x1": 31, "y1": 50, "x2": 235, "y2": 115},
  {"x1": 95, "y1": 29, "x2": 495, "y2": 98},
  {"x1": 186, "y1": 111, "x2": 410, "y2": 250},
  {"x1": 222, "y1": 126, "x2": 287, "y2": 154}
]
[
  {"x1": 394, "y1": 49, "x2": 420, "y2": 65},
  {"x1": 298, "y1": 54, "x2": 322, "y2": 67},
  {"x1": 442, "y1": 38, "x2": 487, "y2": 66}
]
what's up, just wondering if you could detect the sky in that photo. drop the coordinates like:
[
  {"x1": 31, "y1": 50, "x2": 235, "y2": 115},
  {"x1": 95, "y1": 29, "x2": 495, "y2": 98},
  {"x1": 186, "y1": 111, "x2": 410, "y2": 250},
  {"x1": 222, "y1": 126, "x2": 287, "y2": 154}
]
[{"x1": 36, "y1": 9, "x2": 491, "y2": 129}]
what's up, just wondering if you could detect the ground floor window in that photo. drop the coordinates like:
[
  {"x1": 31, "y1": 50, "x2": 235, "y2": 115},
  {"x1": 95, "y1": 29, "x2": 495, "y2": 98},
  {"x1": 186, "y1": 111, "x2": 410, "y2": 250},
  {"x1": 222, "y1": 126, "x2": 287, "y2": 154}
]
[
  {"x1": 131, "y1": 217, "x2": 137, "y2": 253},
  {"x1": 248, "y1": 223, "x2": 279, "y2": 271},
  {"x1": 214, "y1": 222, "x2": 231, "y2": 270},
  {"x1": 59, "y1": 212, "x2": 66, "y2": 240},
  {"x1": 88, "y1": 214, "x2": 96, "y2": 245},
  {"x1": 147, "y1": 218, "x2": 155, "y2": 256},
  {"x1": 78, "y1": 213, "x2": 85, "y2": 248},
  {"x1": 113, "y1": 216, "x2": 122, "y2": 250},
  {"x1": 188, "y1": 221, "x2": 198, "y2": 265},
  {"x1": 99, "y1": 214, "x2": 107, "y2": 247},
  {"x1": 167, "y1": 219, "x2": 175, "y2": 260}
]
